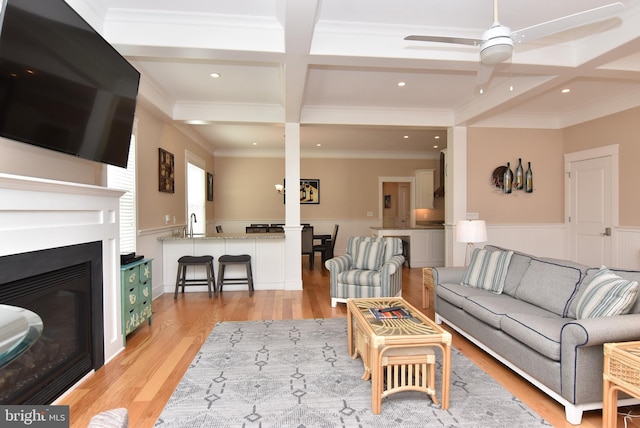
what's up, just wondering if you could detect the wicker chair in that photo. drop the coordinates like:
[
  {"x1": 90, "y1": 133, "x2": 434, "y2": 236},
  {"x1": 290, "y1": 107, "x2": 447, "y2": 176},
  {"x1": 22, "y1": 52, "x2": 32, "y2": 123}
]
[{"x1": 325, "y1": 236, "x2": 405, "y2": 307}]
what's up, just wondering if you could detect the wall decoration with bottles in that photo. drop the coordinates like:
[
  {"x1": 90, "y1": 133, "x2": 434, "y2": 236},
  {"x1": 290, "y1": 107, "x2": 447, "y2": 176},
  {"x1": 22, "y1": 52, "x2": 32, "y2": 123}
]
[{"x1": 491, "y1": 158, "x2": 533, "y2": 194}]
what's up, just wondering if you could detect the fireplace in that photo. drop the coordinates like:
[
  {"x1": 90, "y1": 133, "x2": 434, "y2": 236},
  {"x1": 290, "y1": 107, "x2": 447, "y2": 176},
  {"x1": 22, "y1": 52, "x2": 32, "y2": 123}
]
[{"x1": 0, "y1": 241, "x2": 104, "y2": 404}]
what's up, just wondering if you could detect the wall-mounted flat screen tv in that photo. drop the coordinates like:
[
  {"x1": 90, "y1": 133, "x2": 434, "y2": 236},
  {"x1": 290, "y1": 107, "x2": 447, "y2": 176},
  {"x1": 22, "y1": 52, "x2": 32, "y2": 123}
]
[{"x1": 0, "y1": 0, "x2": 140, "y2": 168}]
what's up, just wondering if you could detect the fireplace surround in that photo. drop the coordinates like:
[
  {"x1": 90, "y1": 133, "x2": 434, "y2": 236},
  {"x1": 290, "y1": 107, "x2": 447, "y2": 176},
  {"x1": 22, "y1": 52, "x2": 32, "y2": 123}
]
[
  {"x1": 0, "y1": 241, "x2": 104, "y2": 403},
  {"x1": 0, "y1": 173, "x2": 124, "y2": 403}
]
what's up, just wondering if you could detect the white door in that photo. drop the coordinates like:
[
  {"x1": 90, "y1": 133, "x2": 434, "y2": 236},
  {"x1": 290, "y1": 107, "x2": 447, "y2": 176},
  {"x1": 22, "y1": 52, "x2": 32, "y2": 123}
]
[
  {"x1": 566, "y1": 148, "x2": 616, "y2": 267},
  {"x1": 397, "y1": 183, "x2": 410, "y2": 228}
]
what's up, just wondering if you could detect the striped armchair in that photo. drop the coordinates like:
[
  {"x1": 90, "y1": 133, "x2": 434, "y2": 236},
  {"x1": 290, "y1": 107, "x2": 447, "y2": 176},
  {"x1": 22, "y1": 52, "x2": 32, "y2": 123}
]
[{"x1": 325, "y1": 236, "x2": 405, "y2": 307}]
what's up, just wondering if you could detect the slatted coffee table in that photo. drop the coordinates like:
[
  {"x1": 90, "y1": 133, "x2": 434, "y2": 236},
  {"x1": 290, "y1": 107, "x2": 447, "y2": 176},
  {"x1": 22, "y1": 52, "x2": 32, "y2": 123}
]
[
  {"x1": 346, "y1": 297, "x2": 452, "y2": 414},
  {"x1": 603, "y1": 341, "x2": 640, "y2": 427}
]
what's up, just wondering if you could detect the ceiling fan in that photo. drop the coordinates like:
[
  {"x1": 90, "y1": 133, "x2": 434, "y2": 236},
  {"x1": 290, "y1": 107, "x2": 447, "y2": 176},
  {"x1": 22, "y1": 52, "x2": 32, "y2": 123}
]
[{"x1": 405, "y1": 0, "x2": 625, "y2": 85}]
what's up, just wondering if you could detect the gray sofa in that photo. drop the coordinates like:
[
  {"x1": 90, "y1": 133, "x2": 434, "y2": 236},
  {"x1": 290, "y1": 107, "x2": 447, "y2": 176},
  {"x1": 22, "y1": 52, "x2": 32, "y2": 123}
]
[{"x1": 432, "y1": 245, "x2": 640, "y2": 424}]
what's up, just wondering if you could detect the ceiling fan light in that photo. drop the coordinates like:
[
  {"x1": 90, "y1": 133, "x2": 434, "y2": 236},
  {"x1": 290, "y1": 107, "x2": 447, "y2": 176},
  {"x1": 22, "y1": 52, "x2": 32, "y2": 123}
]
[{"x1": 480, "y1": 37, "x2": 513, "y2": 65}]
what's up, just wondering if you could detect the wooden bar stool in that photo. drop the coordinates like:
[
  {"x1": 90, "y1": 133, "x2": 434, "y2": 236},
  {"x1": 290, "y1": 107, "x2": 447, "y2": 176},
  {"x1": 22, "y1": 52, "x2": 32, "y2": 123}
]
[
  {"x1": 217, "y1": 254, "x2": 254, "y2": 297},
  {"x1": 174, "y1": 255, "x2": 215, "y2": 299}
]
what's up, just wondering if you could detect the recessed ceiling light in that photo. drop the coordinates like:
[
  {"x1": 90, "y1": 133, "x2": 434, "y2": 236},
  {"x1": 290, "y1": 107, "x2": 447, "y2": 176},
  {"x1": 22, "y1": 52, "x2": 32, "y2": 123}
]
[
  {"x1": 210, "y1": 72, "x2": 221, "y2": 78},
  {"x1": 561, "y1": 88, "x2": 571, "y2": 93},
  {"x1": 316, "y1": 143, "x2": 321, "y2": 147},
  {"x1": 403, "y1": 135, "x2": 409, "y2": 139},
  {"x1": 433, "y1": 145, "x2": 439, "y2": 149},
  {"x1": 434, "y1": 135, "x2": 440, "y2": 140},
  {"x1": 397, "y1": 81, "x2": 406, "y2": 87},
  {"x1": 252, "y1": 142, "x2": 258, "y2": 146}
]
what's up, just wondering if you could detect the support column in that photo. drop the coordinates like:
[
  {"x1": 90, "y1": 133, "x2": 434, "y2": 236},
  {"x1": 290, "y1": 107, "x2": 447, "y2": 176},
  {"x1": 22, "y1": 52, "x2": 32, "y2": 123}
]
[
  {"x1": 445, "y1": 126, "x2": 468, "y2": 267},
  {"x1": 284, "y1": 122, "x2": 302, "y2": 290}
]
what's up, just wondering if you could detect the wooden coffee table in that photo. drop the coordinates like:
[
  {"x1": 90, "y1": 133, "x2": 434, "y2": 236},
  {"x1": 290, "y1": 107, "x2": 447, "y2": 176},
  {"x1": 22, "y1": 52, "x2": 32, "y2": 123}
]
[{"x1": 346, "y1": 297, "x2": 452, "y2": 414}]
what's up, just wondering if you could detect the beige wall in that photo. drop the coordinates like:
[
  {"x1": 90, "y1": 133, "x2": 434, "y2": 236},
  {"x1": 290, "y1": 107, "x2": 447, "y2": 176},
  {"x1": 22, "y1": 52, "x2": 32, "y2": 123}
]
[
  {"x1": 213, "y1": 156, "x2": 439, "y2": 221},
  {"x1": 467, "y1": 128, "x2": 565, "y2": 223},
  {"x1": 0, "y1": 136, "x2": 102, "y2": 185},
  {"x1": 135, "y1": 106, "x2": 216, "y2": 231},
  {"x1": 3, "y1": 101, "x2": 637, "y2": 231},
  {"x1": 563, "y1": 106, "x2": 640, "y2": 227}
]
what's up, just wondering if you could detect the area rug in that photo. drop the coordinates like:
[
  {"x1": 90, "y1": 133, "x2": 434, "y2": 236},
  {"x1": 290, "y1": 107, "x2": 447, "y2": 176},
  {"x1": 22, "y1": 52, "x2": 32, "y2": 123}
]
[{"x1": 155, "y1": 318, "x2": 550, "y2": 427}]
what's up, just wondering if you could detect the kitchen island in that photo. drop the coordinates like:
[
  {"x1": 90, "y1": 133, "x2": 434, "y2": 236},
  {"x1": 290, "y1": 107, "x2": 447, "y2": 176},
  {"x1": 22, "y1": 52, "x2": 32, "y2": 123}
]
[
  {"x1": 370, "y1": 226, "x2": 444, "y2": 268},
  {"x1": 159, "y1": 233, "x2": 285, "y2": 293}
]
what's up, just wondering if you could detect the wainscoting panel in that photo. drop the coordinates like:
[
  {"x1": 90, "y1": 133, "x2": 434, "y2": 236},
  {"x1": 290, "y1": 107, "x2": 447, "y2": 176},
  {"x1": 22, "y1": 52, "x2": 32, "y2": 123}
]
[{"x1": 615, "y1": 227, "x2": 640, "y2": 270}]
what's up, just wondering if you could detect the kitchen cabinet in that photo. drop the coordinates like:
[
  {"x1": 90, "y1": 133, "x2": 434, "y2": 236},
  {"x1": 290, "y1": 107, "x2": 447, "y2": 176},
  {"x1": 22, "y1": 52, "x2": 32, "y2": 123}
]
[
  {"x1": 415, "y1": 169, "x2": 435, "y2": 209},
  {"x1": 410, "y1": 229, "x2": 445, "y2": 267},
  {"x1": 371, "y1": 228, "x2": 444, "y2": 268}
]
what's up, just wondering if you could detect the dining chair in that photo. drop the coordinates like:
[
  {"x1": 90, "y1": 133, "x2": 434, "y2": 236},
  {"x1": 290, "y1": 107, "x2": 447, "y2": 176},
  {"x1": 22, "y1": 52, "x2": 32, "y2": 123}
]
[
  {"x1": 312, "y1": 224, "x2": 339, "y2": 270},
  {"x1": 301, "y1": 225, "x2": 314, "y2": 268}
]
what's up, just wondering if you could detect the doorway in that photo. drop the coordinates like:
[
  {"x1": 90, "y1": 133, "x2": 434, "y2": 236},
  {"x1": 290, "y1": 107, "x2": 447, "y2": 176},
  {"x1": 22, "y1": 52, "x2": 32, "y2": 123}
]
[
  {"x1": 565, "y1": 145, "x2": 618, "y2": 266},
  {"x1": 380, "y1": 177, "x2": 414, "y2": 228}
]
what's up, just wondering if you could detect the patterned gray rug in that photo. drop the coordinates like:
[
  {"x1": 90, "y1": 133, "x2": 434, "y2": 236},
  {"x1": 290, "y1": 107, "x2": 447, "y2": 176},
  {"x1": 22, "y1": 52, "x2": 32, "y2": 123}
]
[{"x1": 155, "y1": 318, "x2": 550, "y2": 427}]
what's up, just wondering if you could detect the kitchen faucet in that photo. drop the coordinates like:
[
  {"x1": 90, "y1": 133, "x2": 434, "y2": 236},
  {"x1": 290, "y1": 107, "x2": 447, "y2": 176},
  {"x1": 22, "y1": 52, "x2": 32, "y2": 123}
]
[{"x1": 189, "y1": 213, "x2": 197, "y2": 237}]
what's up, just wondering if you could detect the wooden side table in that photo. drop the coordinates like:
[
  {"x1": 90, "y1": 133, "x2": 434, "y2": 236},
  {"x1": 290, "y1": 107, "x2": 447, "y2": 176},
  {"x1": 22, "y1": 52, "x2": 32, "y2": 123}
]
[
  {"x1": 422, "y1": 267, "x2": 434, "y2": 309},
  {"x1": 603, "y1": 341, "x2": 640, "y2": 427}
]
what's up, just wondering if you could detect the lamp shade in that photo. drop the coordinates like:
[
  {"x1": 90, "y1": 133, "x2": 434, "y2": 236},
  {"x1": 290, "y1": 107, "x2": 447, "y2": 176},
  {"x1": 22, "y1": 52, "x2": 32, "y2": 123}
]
[{"x1": 456, "y1": 220, "x2": 487, "y2": 243}]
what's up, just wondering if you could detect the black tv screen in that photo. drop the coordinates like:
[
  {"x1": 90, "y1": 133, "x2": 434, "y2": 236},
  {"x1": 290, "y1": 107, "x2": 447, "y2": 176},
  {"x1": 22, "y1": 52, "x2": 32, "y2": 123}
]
[{"x1": 0, "y1": 0, "x2": 140, "y2": 168}]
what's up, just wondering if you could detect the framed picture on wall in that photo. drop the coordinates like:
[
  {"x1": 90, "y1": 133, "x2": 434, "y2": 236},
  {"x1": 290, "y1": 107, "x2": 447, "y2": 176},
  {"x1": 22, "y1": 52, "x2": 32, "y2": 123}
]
[
  {"x1": 207, "y1": 172, "x2": 214, "y2": 201},
  {"x1": 158, "y1": 148, "x2": 174, "y2": 193},
  {"x1": 300, "y1": 179, "x2": 319, "y2": 204}
]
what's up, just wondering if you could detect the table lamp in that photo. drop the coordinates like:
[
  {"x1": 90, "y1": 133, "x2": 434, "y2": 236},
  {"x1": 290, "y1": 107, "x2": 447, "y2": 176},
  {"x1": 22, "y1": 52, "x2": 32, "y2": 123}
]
[{"x1": 456, "y1": 220, "x2": 487, "y2": 265}]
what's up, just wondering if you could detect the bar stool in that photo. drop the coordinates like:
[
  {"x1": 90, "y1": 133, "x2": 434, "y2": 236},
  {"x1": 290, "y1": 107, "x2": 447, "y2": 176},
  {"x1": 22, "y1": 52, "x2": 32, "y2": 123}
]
[
  {"x1": 174, "y1": 255, "x2": 216, "y2": 299},
  {"x1": 217, "y1": 254, "x2": 254, "y2": 297}
]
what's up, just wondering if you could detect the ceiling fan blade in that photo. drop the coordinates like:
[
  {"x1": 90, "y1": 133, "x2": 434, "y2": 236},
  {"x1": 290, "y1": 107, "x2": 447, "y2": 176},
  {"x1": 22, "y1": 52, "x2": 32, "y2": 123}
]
[
  {"x1": 475, "y1": 63, "x2": 495, "y2": 90},
  {"x1": 511, "y1": 2, "x2": 624, "y2": 43},
  {"x1": 404, "y1": 35, "x2": 482, "y2": 47}
]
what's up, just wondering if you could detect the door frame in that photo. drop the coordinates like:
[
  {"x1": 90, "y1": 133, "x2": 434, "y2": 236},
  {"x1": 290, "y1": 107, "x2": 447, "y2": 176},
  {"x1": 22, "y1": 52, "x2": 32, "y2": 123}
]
[
  {"x1": 379, "y1": 176, "x2": 415, "y2": 228},
  {"x1": 564, "y1": 144, "x2": 619, "y2": 263}
]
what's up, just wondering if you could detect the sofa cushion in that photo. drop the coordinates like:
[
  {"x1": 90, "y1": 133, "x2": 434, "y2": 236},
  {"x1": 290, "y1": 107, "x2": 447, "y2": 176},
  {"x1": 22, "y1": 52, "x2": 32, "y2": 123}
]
[
  {"x1": 338, "y1": 269, "x2": 381, "y2": 287},
  {"x1": 353, "y1": 240, "x2": 385, "y2": 270},
  {"x1": 436, "y1": 282, "x2": 492, "y2": 309},
  {"x1": 576, "y1": 267, "x2": 639, "y2": 319},
  {"x1": 382, "y1": 237, "x2": 403, "y2": 261},
  {"x1": 461, "y1": 294, "x2": 538, "y2": 329},
  {"x1": 569, "y1": 268, "x2": 640, "y2": 317},
  {"x1": 484, "y1": 245, "x2": 532, "y2": 297},
  {"x1": 461, "y1": 248, "x2": 513, "y2": 293},
  {"x1": 514, "y1": 259, "x2": 582, "y2": 317},
  {"x1": 501, "y1": 312, "x2": 567, "y2": 361}
]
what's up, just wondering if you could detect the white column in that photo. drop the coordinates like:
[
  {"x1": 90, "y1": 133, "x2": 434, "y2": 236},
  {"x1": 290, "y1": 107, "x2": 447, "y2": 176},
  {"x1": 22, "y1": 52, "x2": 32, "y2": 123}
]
[
  {"x1": 446, "y1": 126, "x2": 468, "y2": 267},
  {"x1": 284, "y1": 122, "x2": 302, "y2": 290}
]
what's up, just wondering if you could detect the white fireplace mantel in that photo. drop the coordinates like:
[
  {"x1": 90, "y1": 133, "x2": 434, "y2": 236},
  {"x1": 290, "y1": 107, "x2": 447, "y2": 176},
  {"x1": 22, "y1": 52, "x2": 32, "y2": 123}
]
[{"x1": 0, "y1": 173, "x2": 125, "y2": 362}]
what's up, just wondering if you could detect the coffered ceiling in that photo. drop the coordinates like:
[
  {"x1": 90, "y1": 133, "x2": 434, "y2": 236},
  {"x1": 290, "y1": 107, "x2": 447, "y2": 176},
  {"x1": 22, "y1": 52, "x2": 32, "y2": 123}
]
[{"x1": 70, "y1": 0, "x2": 640, "y2": 158}]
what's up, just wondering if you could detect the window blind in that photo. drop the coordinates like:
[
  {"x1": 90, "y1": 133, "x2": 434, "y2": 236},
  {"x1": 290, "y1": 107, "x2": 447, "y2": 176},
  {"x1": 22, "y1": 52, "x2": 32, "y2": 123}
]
[{"x1": 107, "y1": 135, "x2": 137, "y2": 254}]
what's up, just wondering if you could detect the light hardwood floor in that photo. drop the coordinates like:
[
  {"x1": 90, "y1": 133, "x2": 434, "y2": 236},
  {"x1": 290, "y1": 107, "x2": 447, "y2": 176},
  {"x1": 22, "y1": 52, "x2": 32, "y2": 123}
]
[{"x1": 60, "y1": 261, "x2": 640, "y2": 427}]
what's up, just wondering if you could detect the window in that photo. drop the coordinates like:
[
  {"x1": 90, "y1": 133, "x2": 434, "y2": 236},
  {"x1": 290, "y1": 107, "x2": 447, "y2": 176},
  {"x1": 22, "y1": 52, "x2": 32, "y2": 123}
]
[
  {"x1": 107, "y1": 132, "x2": 137, "y2": 254},
  {"x1": 186, "y1": 151, "x2": 206, "y2": 235}
]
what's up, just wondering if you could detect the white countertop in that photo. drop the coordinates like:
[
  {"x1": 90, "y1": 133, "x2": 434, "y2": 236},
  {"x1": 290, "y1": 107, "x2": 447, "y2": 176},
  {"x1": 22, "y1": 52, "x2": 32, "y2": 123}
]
[{"x1": 158, "y1": 233, "x2": 285, "y2": 241}]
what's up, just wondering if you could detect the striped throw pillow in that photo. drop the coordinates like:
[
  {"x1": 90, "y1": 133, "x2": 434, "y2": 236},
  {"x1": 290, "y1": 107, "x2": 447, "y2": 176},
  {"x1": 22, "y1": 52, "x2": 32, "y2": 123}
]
[
  {"x1": 461, "y1": 248, "x2": 513, "y2": 294},
  {"x1": 576, "y1": 267, "x2": 639, "y2": 319},
  {"x1": 353, "y1": 240, "x2": 385, "y2": 270}
]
